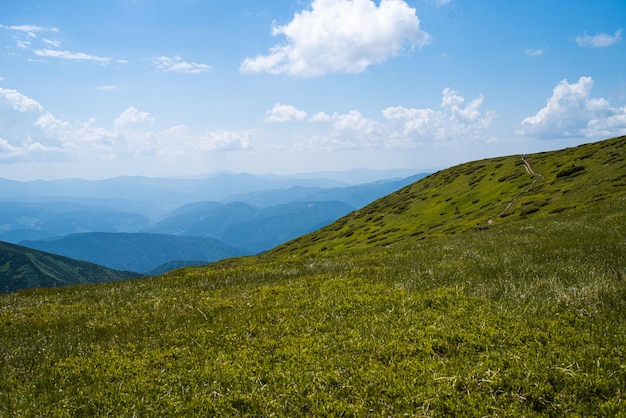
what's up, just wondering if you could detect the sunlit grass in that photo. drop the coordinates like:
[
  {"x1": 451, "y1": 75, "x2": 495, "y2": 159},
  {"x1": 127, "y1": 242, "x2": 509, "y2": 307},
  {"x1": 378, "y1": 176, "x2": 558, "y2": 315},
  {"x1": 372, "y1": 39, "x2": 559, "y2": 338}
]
[{"x1": 1, "y1": 136, "x2": 625, "y2": 415}]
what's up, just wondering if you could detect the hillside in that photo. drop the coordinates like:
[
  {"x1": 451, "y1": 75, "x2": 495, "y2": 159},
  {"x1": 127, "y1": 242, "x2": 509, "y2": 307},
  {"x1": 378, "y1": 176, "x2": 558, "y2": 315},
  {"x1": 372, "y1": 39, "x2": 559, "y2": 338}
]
[
  {"x1": 0, "y1": 241, "x2": 140, "y2": 293},
  {"x1": 20, "y1": 232, "x2": 244, "y2": 274},
  {"x1": 1, "y1": 136, "x2": 624, "y2": 416},
  {"x1": 266, "y1": 135, "x2": 626, "y2": 256}
]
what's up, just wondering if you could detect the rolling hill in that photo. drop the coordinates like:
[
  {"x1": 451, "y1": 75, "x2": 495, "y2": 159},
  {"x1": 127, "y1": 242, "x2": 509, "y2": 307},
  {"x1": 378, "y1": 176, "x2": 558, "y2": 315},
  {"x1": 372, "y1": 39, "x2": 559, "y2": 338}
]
[
  {"x1": 0, "y1": 241, "x2": 140, "y2": 293},
  {"x1": 1, "y1": 136, "x2": 624, "y2": 416},
  {"x1": 266, "y1": 135, "x2": 626, "y2": 256}
]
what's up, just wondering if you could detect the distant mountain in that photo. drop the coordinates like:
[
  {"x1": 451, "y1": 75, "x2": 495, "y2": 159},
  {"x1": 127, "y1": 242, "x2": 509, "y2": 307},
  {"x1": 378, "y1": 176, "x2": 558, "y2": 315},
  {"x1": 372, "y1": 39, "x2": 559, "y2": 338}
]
[
  {"x1": 221, "y1": 174, "x2": 428, "y2": 208},
  {"x1": 0, "y1": 201, "x2": 151, "y2": 244},
  {"x1": 0, "y1": 173, "x2": 350, "y2": 219},
  {"x1": 20, "y1": 233, "x2": 244, "y2": 274},
  {"x1": 0, "y1": 241, "x2": 140, "y2": 293},
  {"x1": 220, "y1": 201, "x2": 356, "y2": 253},
  {"x1": 145, "y1": 201, "x2": 355, "y2": 253},
  {"x1": 144, "y1": 202, "x2": 258, "y2": 237}
]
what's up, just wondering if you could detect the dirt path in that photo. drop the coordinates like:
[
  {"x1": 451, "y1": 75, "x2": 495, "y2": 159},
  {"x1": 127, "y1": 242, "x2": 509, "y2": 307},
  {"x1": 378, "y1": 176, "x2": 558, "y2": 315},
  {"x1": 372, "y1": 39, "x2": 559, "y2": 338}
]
[{"x1": 493, "y1": 156, "x2": 543, "y2": 220}]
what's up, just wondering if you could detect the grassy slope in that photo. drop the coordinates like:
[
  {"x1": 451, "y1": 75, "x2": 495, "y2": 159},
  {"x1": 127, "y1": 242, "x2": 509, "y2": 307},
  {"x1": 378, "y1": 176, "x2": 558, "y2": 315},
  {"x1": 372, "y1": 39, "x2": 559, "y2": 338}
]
[
  {"x1": 266, "y1": 135, "x2": 625, "y2": 255},
  {"x1": 0, "y1": 241, "x2": 141, "y2": 293},
  {"x1": 0, "y1": 136, "x2": 624, "y2": 416}
]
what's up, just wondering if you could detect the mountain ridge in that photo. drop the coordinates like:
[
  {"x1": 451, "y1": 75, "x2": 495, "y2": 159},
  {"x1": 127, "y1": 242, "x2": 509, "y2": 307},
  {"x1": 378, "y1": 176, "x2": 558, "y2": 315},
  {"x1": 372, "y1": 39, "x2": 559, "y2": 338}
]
[{"x1": 0, "y1": 240, "x2": 140, "y2": 293}]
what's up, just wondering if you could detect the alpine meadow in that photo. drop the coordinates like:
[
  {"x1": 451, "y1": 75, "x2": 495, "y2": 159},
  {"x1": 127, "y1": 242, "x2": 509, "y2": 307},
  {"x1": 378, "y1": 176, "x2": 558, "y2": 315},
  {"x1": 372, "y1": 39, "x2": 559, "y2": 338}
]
[{"x1": 1, "y1": 136, "x2": 625, "y2": 416}]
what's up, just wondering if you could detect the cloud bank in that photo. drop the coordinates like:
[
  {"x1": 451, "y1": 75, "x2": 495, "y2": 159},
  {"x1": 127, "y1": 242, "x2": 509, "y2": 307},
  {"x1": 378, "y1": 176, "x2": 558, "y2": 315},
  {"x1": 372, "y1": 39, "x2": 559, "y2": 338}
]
[
  {"x1": 517, "y1": 76, "x2": 626, "y2": 139},
  {"x1": 267, "y1": 88, "x2": 496, "y2": 150},
  {"x1": 0, "y1": 88, "x2": 251, "y2": 163},
  {"x1": 240, "y1": 0, "x2": 431, "y2": 77}
]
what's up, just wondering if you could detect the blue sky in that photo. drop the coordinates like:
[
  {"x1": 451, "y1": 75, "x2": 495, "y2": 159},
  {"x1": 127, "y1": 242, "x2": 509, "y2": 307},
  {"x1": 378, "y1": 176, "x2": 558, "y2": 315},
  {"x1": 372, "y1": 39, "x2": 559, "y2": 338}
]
[{"x1": 0, "y1": 0, "x2": 625, "y2": 180}]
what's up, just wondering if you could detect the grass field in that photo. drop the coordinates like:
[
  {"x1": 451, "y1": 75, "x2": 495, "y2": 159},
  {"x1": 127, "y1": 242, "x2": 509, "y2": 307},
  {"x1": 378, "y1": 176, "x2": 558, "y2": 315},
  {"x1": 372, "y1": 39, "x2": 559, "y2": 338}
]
[{"x1": 1, "y1": 136, "x2": 624, "y2": 416}]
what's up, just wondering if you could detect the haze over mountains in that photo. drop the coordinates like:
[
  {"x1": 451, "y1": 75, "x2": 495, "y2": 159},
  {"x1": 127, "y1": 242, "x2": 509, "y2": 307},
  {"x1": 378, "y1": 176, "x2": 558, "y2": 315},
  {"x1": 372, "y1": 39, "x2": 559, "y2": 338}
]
[{"x1": 1, "y1": 170, "x2": 425, "y2": 285}]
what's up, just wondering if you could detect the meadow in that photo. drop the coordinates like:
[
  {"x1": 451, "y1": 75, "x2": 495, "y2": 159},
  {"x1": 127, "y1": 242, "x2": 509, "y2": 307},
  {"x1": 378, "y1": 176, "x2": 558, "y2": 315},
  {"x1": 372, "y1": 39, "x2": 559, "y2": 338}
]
[{"x1": 1, "y1": 136, "x2": 624, "y2": 416}]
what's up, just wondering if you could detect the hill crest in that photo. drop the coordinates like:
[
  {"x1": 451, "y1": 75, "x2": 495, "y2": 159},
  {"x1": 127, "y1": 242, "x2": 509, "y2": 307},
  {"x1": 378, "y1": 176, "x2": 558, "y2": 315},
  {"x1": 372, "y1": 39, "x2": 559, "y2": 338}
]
[{"x1": 266, "y1": 136, "x2": 626, "y2": 257}]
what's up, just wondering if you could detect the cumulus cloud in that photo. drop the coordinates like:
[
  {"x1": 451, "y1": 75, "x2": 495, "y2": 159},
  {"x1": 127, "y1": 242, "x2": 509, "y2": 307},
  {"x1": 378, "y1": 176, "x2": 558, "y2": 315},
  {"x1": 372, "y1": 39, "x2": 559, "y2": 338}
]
[
  {"x1": 0, "y1": 87, "x2": 66, "y2": 161},
  {"x1": 291, "y1": 87, "x2": 494, "y2": 151},
  {"x1": 265, "y1": 103, "x2": 308, "y2": 122},
  {"x1": 303, "y1": 110, "x2": 387, "y2": 150},
  {"x1": 114, "y1": 107, "x2": 155, "y2": 129},
  {"x1": 309, "y1": 112, "x2": 332, "y2": 123},
  {"x1": 154, "y1": 56, "x2": 211, "y2": 74},
  {"x1": 0, "y1": 87, "x2": 253, "y2": 163},
  {"x1": 517, "y1": 76, "x2": 626, "y2": 139},
  {"x1": 240, "y1": 0, "x2": 431, "y2": 77},
  {"x1": 383, "y1": 88, "x2": 495, "y2": 142},
  {"x1": 576, "y1": 29, "x2": 622, "y2": 47}
]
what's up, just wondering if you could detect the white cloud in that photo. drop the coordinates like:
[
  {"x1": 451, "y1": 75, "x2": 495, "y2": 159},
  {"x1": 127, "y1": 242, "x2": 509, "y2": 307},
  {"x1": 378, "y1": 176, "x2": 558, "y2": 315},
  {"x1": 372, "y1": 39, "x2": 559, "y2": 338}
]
[
  {"x1": 114, "y1": 107, "x2": 155, "y2": 129},
  {"x1": 0, "y1": 87, "x2": 44, "y2": 112},
  {"x1": 280, "y1": 88, "x2": 494, "y2": 151},
  {"x1": 265, "y1": 103, "x2": 308, "y2": 122},
  {"x1": 0, "y1": 87, "x2": 65, "y2": 161},
  {"x1": 0, "y1": 24, "x2": 58, "y2": 33},
  {"x1": 154, "y1": 56, "x2": 211, "y2": 74},
  {"x1": 96, "y1": 85, "x2": 118, "y2": 91},
  {"x1": 525, "y1": 47, "x2": 546, "y2": 56},
  {"x1": 309, "y1": 111, "x2": 331, "y2": 122},
  {"x1": 42, "y1": 38, "x2": 61, "y2": 47},
  {"x1": 34, "y1": 48, "x2": 114, "y2": 64},
  {"x1": 576, "y1": 29, "x2": 622, "y2": 47},
  {"x1": 0, "y1": 87, "x2": 253, "y2": 163},
  {"x1": 200, "y1": 130, "x2": 252, "y2": 151},
  {"x1": 240, "y1": 0, "x2": 431, "y2": 77},
  {"x1": 383, "y1": 88, "x2": 495, "y2": 142},
  {"x1": 16, "y1": 40, "x2": 31, "y2": 49},
  {"x1": 517, "y1": 76, "x2": 626, "y2": 139}
]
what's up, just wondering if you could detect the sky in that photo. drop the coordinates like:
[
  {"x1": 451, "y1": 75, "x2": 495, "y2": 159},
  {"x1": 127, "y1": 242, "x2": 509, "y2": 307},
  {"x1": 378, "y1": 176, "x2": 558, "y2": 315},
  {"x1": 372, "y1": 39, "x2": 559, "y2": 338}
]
[{"x1": 0, "y1": 0, "x2": 625, "y2": 181}]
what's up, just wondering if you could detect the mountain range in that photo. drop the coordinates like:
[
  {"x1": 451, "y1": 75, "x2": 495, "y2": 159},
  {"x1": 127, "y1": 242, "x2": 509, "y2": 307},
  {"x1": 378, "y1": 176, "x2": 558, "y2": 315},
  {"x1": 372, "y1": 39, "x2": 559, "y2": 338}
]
[{"x1": 1, "y1": 171, "x2": 424, "y2": 288}]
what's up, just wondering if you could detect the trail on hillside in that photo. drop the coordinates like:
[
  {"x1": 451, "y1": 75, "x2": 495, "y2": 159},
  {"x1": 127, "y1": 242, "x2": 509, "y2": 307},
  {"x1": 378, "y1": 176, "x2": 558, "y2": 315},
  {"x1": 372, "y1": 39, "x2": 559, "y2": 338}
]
[{"x1": 495, "y1": 156, "x2": 544, "y2": 220}]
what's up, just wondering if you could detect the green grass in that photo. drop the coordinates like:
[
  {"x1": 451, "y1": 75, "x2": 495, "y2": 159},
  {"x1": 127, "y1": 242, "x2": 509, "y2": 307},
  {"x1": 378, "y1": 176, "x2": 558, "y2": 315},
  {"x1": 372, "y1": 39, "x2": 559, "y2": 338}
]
[
  {"x1": 268, "y1": 136, "x2": 625, "y2": 255},
  {"x1": 1, "y1": 137, "x2": 625, "y2": 416}
]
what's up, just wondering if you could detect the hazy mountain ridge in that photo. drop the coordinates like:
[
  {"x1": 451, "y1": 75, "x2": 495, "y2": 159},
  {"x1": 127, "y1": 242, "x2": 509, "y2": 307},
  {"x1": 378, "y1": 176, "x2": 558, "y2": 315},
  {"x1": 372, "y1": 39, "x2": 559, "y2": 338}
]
[
  {"x1": 21, "y1": 233, "x2": 243, "y2": 274},
  {"x1": 0, "y1": 172, "x2": 352, "y2": 218},
  {"x1": 5, "y1": 173, "x2": 420, "y2": 274},
  {"x1": 1, "y1": 172, "x2": 423, "y2": 252},
  {"x1": 0, "y1": 201, "x2": 151, "y2": 244}
]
